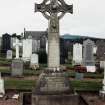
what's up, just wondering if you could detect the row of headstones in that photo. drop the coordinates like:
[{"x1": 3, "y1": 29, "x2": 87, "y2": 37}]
[
  {"x1": 6, "y1": 37, "x2": 39, "y2": 62},
  {"x1": 6, "y1": 37, "x2": 39, "y2": 76},
  {"x1": 73, "y1": 39, "x2": 96, "y2": 73},
  {"x1": 73, "y1": 39, "x2": 105, "y2": 65}
]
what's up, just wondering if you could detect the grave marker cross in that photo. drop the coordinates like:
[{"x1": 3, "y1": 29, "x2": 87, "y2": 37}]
[
  {"x1": 35, "y1": 0, "x2": 73, "y2": 68},
  {"x1": 13, "y1": 38, "x2": 22, "y2": 59}
]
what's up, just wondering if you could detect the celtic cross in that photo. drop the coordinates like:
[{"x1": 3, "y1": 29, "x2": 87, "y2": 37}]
[{"x1": 35, "y1": 0, "x2": 73, "y2": 68}]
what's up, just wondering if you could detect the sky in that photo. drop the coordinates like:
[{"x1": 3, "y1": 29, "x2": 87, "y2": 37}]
[{"x1": 0, "y1": 0, "x2": 105, "y2": 38}]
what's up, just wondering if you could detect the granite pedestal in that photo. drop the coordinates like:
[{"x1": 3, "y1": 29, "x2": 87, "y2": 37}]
[{"x1": 32, "y1": 69, "x2": 81, "y2": 105}]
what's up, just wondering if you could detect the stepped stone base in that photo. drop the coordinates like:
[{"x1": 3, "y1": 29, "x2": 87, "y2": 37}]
[
  {"x1": 32, "y1": 69, "x2": 81, "y2": 105},
  {"x1": 32, "y1": 94, "x2": 80, "y2": 105},
  {"x1": 33, "y1": 69, "x2": 73, "y2": 95}
]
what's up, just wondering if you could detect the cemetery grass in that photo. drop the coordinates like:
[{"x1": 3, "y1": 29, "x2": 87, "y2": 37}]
[
  {"x1": 0, "y1": 68, "x2": 103, "y2": 79},
  {"x1": 4, "y1": 79, "x2": 102, "y2": 91}
]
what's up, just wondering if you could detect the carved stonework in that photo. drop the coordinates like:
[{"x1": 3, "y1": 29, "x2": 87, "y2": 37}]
[
  {"x1": 35, "y1": 0, "x2": 73, "y2": 68},
  {"x1": 35, "y1": 0, "x2": 73, "y2": 20}
]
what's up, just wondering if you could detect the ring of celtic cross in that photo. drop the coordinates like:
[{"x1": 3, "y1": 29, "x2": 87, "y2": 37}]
[{"x1": 35, "y1": 0, "x2": 73, "y2": 20}]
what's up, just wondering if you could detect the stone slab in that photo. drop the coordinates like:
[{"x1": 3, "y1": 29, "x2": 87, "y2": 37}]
[
  {"x1": 11, "y1": 59, "x2": 23, "y2": 76},
  {"x1": 34, "y1": 71, "x2": 73, "y2": 95},
  {"x1": 32, "y1": 94, "x2": 80, "y2": 105}
]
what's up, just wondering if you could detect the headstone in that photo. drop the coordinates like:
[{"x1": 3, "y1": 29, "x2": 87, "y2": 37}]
[
  {"x1": 32, "y1": 1, "x2": 82, "y2": 105},
  {"x1": 13, "y1": 38, "x2": 22, "y2": 59},
  {"x1": 46, "y1": 40, "x2": 48, "y2": 54},
  {"x1": 0, "y1": 73, "x2": 5, "y2": 97},
  {"x1": 99, "y1": 61, "x2": 105, "y2": 99},
  {"x1": 12, "y1": 59, "x2": 23, "y2": 76},
  {"x1": 6, "y1": 50, "x2": 12, "y2": 59},
  {"x1": 73, "y1": 43, "x2": 82, "y2": 65},
  {"x1": 83, "y1": 39, "x2": 95, "y2": 66},
  {"x1": 96, "y1": 40, "x2": 105, "y2": 61},
  {"x1": 86, "y1": 66, "x2": 96, "y2": 72},
  {"x1": 93, "y1": 46, "x2": 97, "y2": 54},
  {"x1": 22, "y1": 37, "x2": 32, "y2": 61},
  {"x1": 32, "y1": 39, "x2": 40, "y2": 53},
  {"x1": 1, "y1": 33, "x2": 11, "y2": 55},
  {"x1": 100, "y1": 61, "x2": 105, "y2": 69},
  {"x1": 30, "y1": 53, "x2": 39, "y2": 70}
]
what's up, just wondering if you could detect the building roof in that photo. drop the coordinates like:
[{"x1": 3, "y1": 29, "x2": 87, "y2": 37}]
[{"x1": 24, "y1": 31, "x2": 48, "y2": 40}]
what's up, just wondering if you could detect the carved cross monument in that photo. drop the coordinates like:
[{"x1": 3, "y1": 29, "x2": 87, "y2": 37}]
[
  {"x1": 35, "y1": 0, "x2": 73, "y2": 68},
  {"x1": 13, "y1": 38, "x2": 22, "y2": 59}
]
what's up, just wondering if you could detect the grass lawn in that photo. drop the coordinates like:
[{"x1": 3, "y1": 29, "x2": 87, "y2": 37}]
[
  {"x1": 4, "y1": 79, "x2": 102, "y2": 91},
  {"x1": 5, "y1": 79, "x2": 35, "y2": 90}
]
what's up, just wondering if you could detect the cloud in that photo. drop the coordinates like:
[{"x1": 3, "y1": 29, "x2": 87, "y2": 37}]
[{"x1": 0, "y1": 0, "x2": 104, "y2": 38}]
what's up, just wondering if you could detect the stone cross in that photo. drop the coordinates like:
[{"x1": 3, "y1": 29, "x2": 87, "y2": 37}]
[
  {"x1": 35, "y1": 0, "x2": 73, "y2": 68},
  {"x1": 13, "y1": 38, "x2": 22, "y2": 59}
]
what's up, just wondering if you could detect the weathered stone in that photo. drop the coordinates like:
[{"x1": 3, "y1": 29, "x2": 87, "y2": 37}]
[
  {"x1": 83, "y1": 39, "x2": 95, "y2": 66},
  {"x1": 96, "y1": 40, "x2": 105, "y2": 61},
  {"x1": 22, "y1": 37, "x2": 32, "y2": 61},
  {"x1": 6, "y1": 50, "x2": 12, "y2": 59},
  {"x1": 32, "y1": 94, "x2": 80, "y2": 105},
  {"x1": 11, "y1": 59, "x2": 23, "y2": 76},
  {"x1": 73, "y1": 43, "x2": 82, "y2": 65},
  {"x1": 35, "y1": 0, "x2": 73, "y2": 68}
]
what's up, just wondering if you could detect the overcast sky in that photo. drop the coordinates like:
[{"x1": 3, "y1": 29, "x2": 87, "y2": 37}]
[{"x1": 0, "y1": 0, "x2": 105, "y2": 38}]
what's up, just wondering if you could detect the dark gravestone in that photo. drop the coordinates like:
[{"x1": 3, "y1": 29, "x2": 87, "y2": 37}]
[
  {"x1": 11, "y1": 59, "x2": 23, "y2": 76},
  {"x1": 96, "y1": 40, "x2": 105, "y2": 61},
  {"x1": 1, "y1": 33, "x2": 11, "y2": 56},
  {"x1": 83, "y1": 39, "x2": 95, "y2": 66}
]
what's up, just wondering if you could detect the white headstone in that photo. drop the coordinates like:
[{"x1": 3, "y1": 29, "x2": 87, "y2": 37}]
[
  {"x1": 0, "y1": 73, "x2": 5, "y2": 96},
  {"x1": 100, "y1": 61, "x2": 105, "y2": 69},
  {"x1": 93, "y1": 46, "x2": 97, "y2": 54},
  {"x1": 73, "y1": 43, "x2": 82, "y2": 65},
  {"x1": 86, "y1": 66, "x2": 96, "y2": 72},
  {"x1": 46, "y1": 40, "x2": 48, "y2": 54},
  {"x1": 13, "y1": 38, "x2": 22, "y2": 59},
  {"x1": 6, "y1": 50, "x2": 12, "y2": 59},
  {"x1": 30, "y1": 53, "x2": 39, "y2": 65},
  {"x1": 22, "y1": 38, "x2": 32, "y2": 61}
]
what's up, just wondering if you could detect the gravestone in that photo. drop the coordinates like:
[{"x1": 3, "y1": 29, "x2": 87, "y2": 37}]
[
  {"x1": 0, "y1": 73, "x2": 5, "y2": 97},
  {"x1": 22, "y1": 37, "x2": 32, "y2": 61},
  {"x1": 46, "y1": 40, "x2": 48, "y2": 54},
  {"x1": 31, "y1": 0, "x2": 83, "y2": 105},
  {"x1": 86, "y1": 66, "x2": 96, "y2": 72},
  {"x1": 96, "y1": 40, "x2": 105, "y2": 61},
  {"x1": 6, "y1": 50, "x2": 12, "y2": 59},
  {"x1": 100, "y1": 61, "x2": 105, "y2": 69},
  {"x1": 13, "y1": 38, "x2": 22, "y2": 59},
  {"x1": 93, "y1": 46, "x2": 97, "y2": 54},
  {"x1": 73, "y1": 43, "x2": 82, "y2": 65},
  {"x1": 30, "y1": 53, "x2": 39, "y2": 70},
  {"x1": 32, "y1": 39, "x2": 39, "y2": 53},
  {"x1": 83, "y1": 39, "x2": 95, "y2": 66},
  {"x1": 11, "y1": 59, "x2": 23, "y2": 76},
  {"x1": 1, "y1": 33, "x2": 11, "y2": 55}
]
